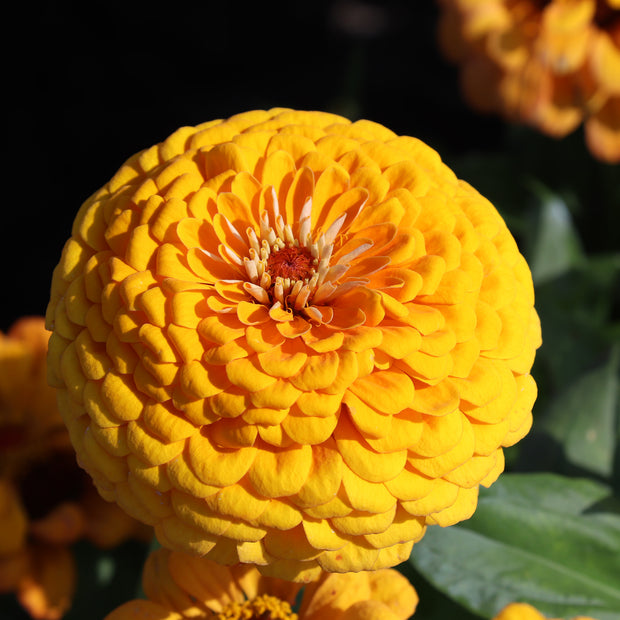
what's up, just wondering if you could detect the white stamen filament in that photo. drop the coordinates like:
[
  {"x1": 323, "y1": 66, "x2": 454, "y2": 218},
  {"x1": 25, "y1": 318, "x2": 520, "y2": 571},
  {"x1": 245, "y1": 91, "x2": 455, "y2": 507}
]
[
  {"x1": 244, "y1": 282, "x2": 270, "y2": 304},
  {"x1": 336, "y1": 242, "x2": 373, "y2": 265}
]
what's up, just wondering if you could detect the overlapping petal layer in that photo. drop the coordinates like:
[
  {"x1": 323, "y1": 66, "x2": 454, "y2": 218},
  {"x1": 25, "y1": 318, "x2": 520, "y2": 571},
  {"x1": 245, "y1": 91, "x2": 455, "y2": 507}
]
[
  {"x1": 105, "y1": 547, "x2": 418, "y2": 619},
  {"x1": 46, "y1": 108, "x2": 541, "y2": 579},
  {"x1": 438, "y1": 0, "x2": 620, "y2": 162}
]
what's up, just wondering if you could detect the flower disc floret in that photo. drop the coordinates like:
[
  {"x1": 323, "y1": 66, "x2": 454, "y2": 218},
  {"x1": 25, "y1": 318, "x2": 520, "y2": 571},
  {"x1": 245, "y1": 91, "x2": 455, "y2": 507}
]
[{"x1": 46, "y1": 108, "x2": 541, "y2": 580}]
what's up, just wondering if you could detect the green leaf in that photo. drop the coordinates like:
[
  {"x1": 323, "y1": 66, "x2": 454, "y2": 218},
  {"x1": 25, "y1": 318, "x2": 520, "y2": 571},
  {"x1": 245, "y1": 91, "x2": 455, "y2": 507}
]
[
  {"x1": 538, "y1": 346, "x2": 619, "y2": 478},
  {"x1": 409, "y1": 473, "x2": 620, "y2": 620},
  {"x1": 527, "y1": 183, "x2": 584, "y2": 285}
]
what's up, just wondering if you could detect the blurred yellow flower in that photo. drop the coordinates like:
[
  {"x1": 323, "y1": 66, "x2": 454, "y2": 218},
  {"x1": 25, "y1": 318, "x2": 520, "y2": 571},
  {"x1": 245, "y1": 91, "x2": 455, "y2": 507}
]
[
  {"x1": 105, "y1": 547, "x2": 418, "y2": 619},
  {"x1": 437, "y1": 0, "x2": 620, "y2": 162},
  {"x1": 494, "y1": 602, "x2": 598, "y2": 620},
  {"x1": 0, "y1": 317, "x2": 149, "y2": 620},
  {"x1": 46, "y1": 108, "x2": 541, "y2": 580}
]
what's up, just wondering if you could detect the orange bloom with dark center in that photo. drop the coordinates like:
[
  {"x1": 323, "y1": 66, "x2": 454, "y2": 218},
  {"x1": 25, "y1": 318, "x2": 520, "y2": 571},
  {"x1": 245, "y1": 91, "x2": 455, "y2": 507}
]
[
  {"x1": 0, "y1": 317, "x2": 149, "y2": 620},
  {"x1": 105, "y1": 547, "x2": 418, "y2": 619},
  {"x1": 438, "y1": 0, "x2": 620, "y2": 162},
  {"x1": 46, "y1": 108, "x2": 541, "y2": 581}
]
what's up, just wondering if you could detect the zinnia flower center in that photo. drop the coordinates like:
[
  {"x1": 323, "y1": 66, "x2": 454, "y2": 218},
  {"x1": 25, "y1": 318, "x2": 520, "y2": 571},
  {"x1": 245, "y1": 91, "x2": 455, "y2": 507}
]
[
  {"x1": 216, "y1": 594, "x2": 297, "y2": 620},
  {"x1": 267, "y1": 246, "x2": 315, "y2": 281},
  {"x1": 241, "y1": 191, "x2": 357, "y2": 317}
]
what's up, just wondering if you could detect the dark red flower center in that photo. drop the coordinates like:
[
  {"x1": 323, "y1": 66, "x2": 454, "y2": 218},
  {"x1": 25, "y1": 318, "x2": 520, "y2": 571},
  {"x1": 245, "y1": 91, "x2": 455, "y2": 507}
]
[{"x1": 266, "y1": 246, "x2": 315, "y2": 281}]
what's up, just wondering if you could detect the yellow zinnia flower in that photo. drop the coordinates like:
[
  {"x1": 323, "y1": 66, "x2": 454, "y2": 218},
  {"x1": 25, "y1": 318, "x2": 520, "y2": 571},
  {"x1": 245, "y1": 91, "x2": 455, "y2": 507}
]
[
  {"x1": 105, "y1": 547, "x2": 418, "y2": 619},
  {"x1": 0, "y1": 317, "x2": 149, "y2": 620},
  {"x1": 46, "y1": 108, "x2": 541, "y2": 580},
  {"x1": 493, "y1": 602, "x2": 598, "y2": 620},
  {"x1": 437, "y1": 0, "x2": 620, "y2": 162}
]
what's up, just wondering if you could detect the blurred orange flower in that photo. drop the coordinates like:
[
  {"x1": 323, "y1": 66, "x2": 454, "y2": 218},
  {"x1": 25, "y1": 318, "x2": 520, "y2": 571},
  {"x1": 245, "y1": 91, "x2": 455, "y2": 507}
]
[
  {"x1": 494, "y1": 602, "x2": 598, "y2": 620},
  {"x1": 105, "y1": 547, "x2": 418, "y2": 619},
  {"x1": 437, "y1": 0, "x2": 620, "y2": 162},
  {"x1": 46, "y1": 108, "x2": 540, "y2": 580},
  {"x1": 0, "y1": 317, "x2": 149, "y2": 620}
]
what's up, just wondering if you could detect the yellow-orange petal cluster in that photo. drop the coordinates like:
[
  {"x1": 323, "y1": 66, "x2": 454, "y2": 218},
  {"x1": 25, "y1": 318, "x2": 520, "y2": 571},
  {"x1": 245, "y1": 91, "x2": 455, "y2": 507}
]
[
  {"x1": 0, "y1": 317, "x2": 150, "y2": 620},
  {"x1": 437, "y1": 0, "x2": 620, "y2": 162},
  {"x1": 46, "y1": 108, "x2": 541, "y2": 580},
  {"x1": 105, "y1": 547, "x2": 418, "y2": 619},
  {"x1": 493, "y1": 602, "x2": 598, "y2": 620}
]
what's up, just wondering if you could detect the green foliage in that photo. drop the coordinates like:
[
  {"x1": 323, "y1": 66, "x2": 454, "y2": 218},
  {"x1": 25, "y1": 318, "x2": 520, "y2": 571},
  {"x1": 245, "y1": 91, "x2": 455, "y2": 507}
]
[{"x1": 409, "y1": 474, "x2": 620, "y2": 620}]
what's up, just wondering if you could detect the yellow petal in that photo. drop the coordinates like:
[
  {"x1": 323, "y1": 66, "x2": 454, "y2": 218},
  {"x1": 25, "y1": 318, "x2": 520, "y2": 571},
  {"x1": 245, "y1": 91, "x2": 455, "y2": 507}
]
[
  {"x1": 281, "y1": 408, "x2": 339, "y2": 445},
  {"x1": 407, "y1": 415, "x2": 475, "y2": 479},
  {"x1": 341, "y1": 464, "x2": 397, "y2": 513},
  {"x1": 426, "y1": 485, "x2": 479, "y2": 527},
  {"x1": 349, "y1": 370, "x2": 415, "y2": 414},
  {"x1": 167, "y1": 451, "x2": 220, "y2": 499},
  {"x1": 335, "y1": 415, "x2": 407, "y2": 483},
  {"x1": 257, "y1": 343, "x2": 308, "y2": 378},
  {"x1": 384, "y1": 466, "x2": 435, "y2": 501},
  {"x1": 249, "y1": 444, "x2": 313, "y2": 498},
  {"x1": 226, "y1": 357, "x2": 278, "y2": 392},
  {"x1": 263, "y1": 524, "x2": 320, "y2": 561},
  {"x1": 290, "y1": 351, "x2": 340, "y2": 391},
  {"x1": 127, "y1": 419, "x2": 185, "y2": 466},
  {"x1": 291, "y1": 440, "x2": 343, "y2": 508},
  {"x1": 318, "y1": 540, "x2": 380, "y2": 573},
  {"x1": 344, "y1": 392, "x2": 392, "y2": 439},
  {"x1": 364, "y1": 506, "x2": 426, "y2": 548},
  {"x1": 179, "y1": 360, "x2": 229, "y2": 399},
  {"x1": 302, "y1": 518, "x2": 349, "y2": 551},
  {"x1": 188, "y1": 432, "x2": 257, "y2": 487},
  {"x1": 255, "y1": 500, "x2": 303, "y2": 530},
  {"x1": 205, "y1": 481, "x2": 270, "y2": 521}
]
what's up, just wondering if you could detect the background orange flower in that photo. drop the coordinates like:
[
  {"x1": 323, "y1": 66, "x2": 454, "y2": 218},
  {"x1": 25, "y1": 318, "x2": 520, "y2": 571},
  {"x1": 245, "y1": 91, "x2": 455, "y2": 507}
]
[
  {"x1": 105, "y1": 547, "x2": 418, "y2": 620},
  {"x1": 437, "y1": 0, "x2": 620, "y2": 162},
  {"x1": 0, "y1": 318, "x2": 150, "y2": 620}
]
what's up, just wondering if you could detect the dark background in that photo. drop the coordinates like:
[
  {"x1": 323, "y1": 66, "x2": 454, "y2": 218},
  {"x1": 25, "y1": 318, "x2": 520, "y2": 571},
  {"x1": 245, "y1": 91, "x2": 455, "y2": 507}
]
[{"x1": 4, "y1": 0, "x2": 510, "y2": 333}]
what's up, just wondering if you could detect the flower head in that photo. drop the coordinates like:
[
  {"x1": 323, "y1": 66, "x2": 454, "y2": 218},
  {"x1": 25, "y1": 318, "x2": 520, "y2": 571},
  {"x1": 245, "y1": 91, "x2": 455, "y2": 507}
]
[
  {"x1": 0, "y1": 317, "x2": 149, "y2": 620},
  {"x1": 46, "y1": 108, "x2": 541, "y2": 580},
  {"x1": 105, "y1": 547, "x2": 418, "y2": 619},
  {"x1": 438, "y1": 0, "x2": 620, "y2": 162},
  {"x1": 493, "y1": 602, "x2": 598, "y2": 620}
]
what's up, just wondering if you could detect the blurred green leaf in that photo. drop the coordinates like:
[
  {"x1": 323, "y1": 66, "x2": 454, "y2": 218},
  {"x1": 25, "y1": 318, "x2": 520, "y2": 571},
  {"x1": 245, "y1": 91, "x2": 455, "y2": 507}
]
[
  {"x1": 409, "y1": 473, "x2": 620, "y2": 620},
  {"x1": 527, "y1": 183, "x2": 584, "y2": 285},
  {"x1": 538, "y1": 347, "x2": 619, "y2": 478}
]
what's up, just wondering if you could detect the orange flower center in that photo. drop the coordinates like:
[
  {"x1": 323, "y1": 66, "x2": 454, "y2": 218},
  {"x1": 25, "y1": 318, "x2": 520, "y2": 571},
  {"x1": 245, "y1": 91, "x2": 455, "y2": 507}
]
[
  {"x1": 267, "y1": 246, "x2": 315, "y2": 281},
  {"x1": 215, "y1": 594, "x2": 298, "y2": 620},
  {"x1": 240, "y1": 189, "x2": 365, "y2": 319}
]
